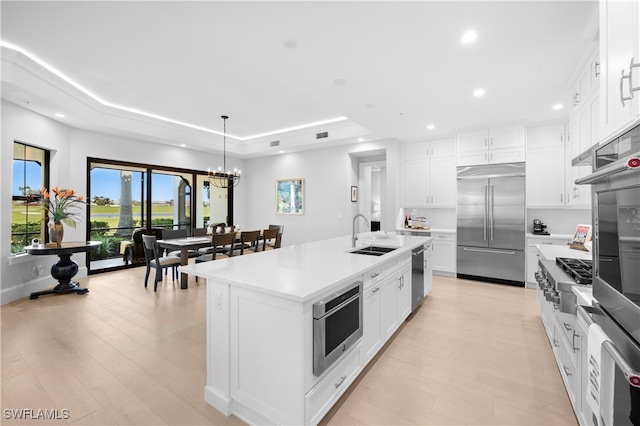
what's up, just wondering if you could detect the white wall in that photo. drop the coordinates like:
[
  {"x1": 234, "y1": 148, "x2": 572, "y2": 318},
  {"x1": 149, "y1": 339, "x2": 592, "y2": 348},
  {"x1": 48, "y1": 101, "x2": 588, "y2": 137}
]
[
  {"x1": 1, "y1": 101, "x2": 246, "y2": 303},
  {"x1": 241, "y1": 141, "x2": 400, "y2": 246}
]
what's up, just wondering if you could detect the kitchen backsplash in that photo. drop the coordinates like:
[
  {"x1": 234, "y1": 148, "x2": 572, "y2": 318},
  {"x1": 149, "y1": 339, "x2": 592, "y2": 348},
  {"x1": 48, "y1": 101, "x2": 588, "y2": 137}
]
[
  {"x1": 399, "y1": 208, "x2": 456, "y2": 230},
  {"x1": 526, "y1": 208, "x2": 592, "y2": 234},
  {"x1": 397, "y1": 207, "x2": 591, "y2": 235}
]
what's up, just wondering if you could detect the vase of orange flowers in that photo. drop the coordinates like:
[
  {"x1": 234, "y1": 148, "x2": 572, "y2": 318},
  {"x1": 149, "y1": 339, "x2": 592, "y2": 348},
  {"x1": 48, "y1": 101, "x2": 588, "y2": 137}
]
[{"x1": 41, "y1": 187, "x2": 86, "y2": 247}]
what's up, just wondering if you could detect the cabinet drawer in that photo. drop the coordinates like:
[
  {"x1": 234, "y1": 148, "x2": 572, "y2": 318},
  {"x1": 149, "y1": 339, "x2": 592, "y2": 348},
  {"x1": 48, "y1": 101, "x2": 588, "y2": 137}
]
[
  {"x1": 555, "y1": 310, "x2": 579, "y2": 355},
  {"x1": 363, "y1": 267, "x2": 383, "y2": 288},
  {"x1": 305, "y1": 346, "x2": 361, "y2": 425}
]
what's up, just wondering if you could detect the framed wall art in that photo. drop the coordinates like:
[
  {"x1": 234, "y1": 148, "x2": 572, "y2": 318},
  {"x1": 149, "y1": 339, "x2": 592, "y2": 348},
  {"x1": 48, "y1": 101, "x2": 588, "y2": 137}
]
[{"x1": 276, "y1": 178, "x2": 304, "y2": 214}]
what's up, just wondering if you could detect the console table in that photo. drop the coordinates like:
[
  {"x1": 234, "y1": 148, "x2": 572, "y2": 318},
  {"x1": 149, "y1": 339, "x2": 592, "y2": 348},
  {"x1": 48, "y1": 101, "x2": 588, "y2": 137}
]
[{"x1": 26, "y1": 241, "x2": 101, "y2": 300}]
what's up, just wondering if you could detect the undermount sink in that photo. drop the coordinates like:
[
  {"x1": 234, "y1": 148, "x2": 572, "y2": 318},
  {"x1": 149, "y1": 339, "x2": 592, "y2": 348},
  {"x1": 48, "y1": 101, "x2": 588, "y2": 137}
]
[{"x1": 349, "y1": 245, "x2": 399, "y2": 256}]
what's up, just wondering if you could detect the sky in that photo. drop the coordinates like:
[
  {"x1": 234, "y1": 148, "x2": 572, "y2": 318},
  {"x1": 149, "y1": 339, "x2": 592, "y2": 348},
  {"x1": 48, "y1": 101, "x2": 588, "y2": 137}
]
[
  {"x1": 12, "y1": 162, "x2": 176, "y2": 202},
  {"x1": 90, "y1": 169, "x2": 179, "y2": 202},
  {"x1": 14, "y1": 160, "x2": 203, "y2": 203}
]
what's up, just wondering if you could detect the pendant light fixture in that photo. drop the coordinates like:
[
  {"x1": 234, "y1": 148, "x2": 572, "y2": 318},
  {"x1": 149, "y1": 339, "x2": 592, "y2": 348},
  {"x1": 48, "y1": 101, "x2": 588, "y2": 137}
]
[{"x1": 208, "y1": 115, "x2": 241, "y2": 188}]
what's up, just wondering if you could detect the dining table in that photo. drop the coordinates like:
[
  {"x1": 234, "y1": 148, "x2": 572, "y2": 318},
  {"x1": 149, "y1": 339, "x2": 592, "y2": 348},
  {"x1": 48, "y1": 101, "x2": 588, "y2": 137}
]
[{"x1": 156, "y1": 236, "x2": 212, "y2": 289}]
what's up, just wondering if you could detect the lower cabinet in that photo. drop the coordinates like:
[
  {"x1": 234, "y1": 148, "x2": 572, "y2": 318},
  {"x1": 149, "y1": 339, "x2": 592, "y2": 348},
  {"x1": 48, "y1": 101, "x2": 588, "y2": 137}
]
[
  {"x1": 525, "y1": 236, "x2": 571, "y2": 287},
  {"x1": 362, "y1": 260, "x2": 412, "y2": 364},
  {"x1": 362, "y1": 284, "x2": 382, "y2": 364},
  {"x1": 424, "y1": 243, "x2": 433, "y2": 296},
  {"x1": 432, "y1": 232, "x2": 456, "y2": 275},
  {"x1": 305, "y1": 345, "x2": 361, "y2": 425},
  {"x1": 309, "y1": 256, "x2": 413, "y2": 425}
]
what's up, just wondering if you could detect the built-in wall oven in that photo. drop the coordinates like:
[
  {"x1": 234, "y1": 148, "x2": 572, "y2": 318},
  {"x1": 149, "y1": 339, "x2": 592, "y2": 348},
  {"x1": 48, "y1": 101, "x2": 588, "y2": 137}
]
[
  {"x1": 576, "y1": 120, "x2": 640, "y2": 346},
  {"x1": 576, "y1": 120, "x2": 640, "y2": 425},
  {"x1": 312, "y1": 281, "x2": 363, "y2": 376}
]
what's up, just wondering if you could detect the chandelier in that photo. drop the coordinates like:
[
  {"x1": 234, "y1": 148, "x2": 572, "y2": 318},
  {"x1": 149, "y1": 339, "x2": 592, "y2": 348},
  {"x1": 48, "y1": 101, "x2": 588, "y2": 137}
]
[{"x1": 208, "y1": 115, "x2": 241, "y2": 189}]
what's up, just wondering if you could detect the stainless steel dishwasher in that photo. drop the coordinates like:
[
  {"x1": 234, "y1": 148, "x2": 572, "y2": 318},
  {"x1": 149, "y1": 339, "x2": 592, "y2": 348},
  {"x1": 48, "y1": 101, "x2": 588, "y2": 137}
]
[{"x1": 411, "y1": 244, "x2": 427, "y2": 311}]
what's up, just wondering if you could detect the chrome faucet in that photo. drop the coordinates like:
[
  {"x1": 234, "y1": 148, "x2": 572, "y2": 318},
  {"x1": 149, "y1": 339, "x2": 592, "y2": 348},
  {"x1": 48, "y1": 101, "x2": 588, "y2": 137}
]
[{"x1": 352, "y1": 213, "x2": 370, "y2": 247}]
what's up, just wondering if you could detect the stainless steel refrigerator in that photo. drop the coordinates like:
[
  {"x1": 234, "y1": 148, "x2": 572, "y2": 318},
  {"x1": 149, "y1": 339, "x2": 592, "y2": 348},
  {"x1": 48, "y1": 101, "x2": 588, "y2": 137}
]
[{"x1": 456, "y1": 162, "x2": 526, "y2": 286}]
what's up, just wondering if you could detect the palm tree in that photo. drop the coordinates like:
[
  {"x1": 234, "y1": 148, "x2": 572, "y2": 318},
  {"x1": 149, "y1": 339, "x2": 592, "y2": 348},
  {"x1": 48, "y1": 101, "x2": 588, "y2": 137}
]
[{"x1": 115, "y1": 171, "x2": 134, "y2": 237}]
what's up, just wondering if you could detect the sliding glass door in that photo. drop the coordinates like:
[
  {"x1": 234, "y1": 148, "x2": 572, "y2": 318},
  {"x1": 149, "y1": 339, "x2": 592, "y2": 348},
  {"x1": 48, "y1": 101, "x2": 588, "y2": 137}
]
[{"x1": 88, "y1": 159, "x2": 233, "y2": 273}]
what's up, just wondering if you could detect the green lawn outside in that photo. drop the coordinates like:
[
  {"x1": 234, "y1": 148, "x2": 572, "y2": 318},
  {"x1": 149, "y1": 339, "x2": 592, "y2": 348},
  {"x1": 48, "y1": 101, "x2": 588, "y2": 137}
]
[{"x1": 12, "y1": 204, "x2": 205, "y2": 230}]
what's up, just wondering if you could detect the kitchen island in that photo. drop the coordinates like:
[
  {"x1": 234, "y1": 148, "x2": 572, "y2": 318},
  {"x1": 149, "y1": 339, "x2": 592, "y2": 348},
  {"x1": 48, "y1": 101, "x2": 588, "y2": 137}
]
[{"x1": 179, "y1": 233, "x2": 431, "y2": 425}]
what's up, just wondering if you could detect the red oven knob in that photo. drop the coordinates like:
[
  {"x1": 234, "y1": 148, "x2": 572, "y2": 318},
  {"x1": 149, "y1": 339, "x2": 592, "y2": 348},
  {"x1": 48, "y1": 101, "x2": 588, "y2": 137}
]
[
  {"x1": 627, "y1": 157, "x2": 640, "y2": 168},
  {"x1": 631, "y1": 375, "x2": 640, "y2": 388}
]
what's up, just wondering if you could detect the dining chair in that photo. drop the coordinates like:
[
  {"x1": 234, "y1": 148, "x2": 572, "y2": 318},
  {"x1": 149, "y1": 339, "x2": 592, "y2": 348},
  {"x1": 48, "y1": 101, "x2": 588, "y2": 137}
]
[
  {"x1": 194, "y1": 232, "x2": 236, "y2": 281},
  {"x1": 142, "y1": 234, "x2": 181, "y2": 291},
  {"x1": 268, "y1": 224, "x2": 284, "y2": 249},
  {"x1": 198, "y1": 223, "x2": 227, "y2": 255},
  {"x1": 261, "y1": 228, "x2": 279, "y2": 251},
  {"x1": 193, "y1": 227, "x2": 207, "y2": 237},
  {"x1": 237, "y1": 230, "x2": 261, "y2": 255}
]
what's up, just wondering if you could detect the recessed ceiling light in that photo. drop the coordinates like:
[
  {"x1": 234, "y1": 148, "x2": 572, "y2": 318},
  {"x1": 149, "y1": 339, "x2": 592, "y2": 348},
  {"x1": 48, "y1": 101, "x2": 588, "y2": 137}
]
[
  {"x1": 357, "y1": 137, "x2": 364, "y2": 142},
  {"x1": 473, "y1": 88, "x2": 485, "y2": 97},
  {"x1": 552, "y1": 104, "x2": 564, "y2": 110},
  {"x1": 180, "y1": 143, "x2": 186, "y2": 147},
  {"x1": 55, "y1": 113, "x2": 65, "y2": 118},
  {"x1": 427, "y1": 124, "x2": 435, "y2": 130},
  {"x1": 461, "y1": 30, "x2": 477, "y2": 44},
  {"x1": 279, "y1": 150, "x2": 285, "y2": 154}
]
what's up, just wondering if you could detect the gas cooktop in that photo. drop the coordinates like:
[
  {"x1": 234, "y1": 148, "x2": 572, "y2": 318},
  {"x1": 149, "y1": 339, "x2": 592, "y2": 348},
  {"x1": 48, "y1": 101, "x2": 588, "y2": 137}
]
[{"x1": 556, "y1": 257, "x2": 593, "y2": 285}]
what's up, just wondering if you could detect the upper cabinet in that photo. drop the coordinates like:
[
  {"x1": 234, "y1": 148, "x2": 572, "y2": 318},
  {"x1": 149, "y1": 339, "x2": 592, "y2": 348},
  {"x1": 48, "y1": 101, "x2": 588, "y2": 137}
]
[
  {"x1": 456, "y1": 126, "x2": 526, "y2": 166},
  {"x1": 600, "y1": 0, "x2": 640, "y2": 141},
  {"x1": 403, "y1": 137, "x2": 456, "y2": 208}
]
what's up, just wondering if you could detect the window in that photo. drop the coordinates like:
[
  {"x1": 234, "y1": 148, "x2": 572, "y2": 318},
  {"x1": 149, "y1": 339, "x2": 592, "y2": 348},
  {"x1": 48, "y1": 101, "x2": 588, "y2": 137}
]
[
  {"x1": 88, "y1": 158, "x2": 232, "y2": 272},
  {"x1": 11, "y1": 142, "x2": 49, "y2": 253}
]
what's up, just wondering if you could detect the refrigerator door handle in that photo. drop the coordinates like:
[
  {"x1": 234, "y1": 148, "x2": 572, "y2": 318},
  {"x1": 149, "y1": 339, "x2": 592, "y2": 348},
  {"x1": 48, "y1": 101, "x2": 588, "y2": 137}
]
[
  {"x1": 462, "y1": 247, "x2": 517, "y2": 255},
  {"x1": 484, "y1": 185, "x2": 488, "y2": 241},
  {"x1": 490, "y1": 185, "x2": 495, "y2": 241}
]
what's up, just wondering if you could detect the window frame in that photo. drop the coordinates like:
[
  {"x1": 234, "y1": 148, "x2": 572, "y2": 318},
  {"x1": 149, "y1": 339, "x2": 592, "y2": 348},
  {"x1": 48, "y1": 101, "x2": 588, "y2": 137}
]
[
  {"x1": 86, "y1": 157, "x2": 234, "y2": 273},
  {"x1": 11, "y1": 141, "x2": 50, "y2": 254}
]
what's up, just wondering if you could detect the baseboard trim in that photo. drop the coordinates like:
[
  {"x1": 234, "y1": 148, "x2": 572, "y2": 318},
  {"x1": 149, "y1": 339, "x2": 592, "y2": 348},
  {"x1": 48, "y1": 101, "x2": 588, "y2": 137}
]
[{"x1": 1, "y1": 267, "x2": 88, "y2": 305}]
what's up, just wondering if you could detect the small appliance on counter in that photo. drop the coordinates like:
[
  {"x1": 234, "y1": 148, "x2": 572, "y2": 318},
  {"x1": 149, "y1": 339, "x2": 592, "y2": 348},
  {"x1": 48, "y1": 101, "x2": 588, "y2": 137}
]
[{"x1": 532, "y1": 219, "x2": 549, "y2": 235}]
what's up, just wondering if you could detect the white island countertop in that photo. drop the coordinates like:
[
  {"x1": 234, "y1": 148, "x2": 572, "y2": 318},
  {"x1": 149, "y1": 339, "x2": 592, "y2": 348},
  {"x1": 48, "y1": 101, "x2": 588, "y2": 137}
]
[{"x1": 179, "y1": 233, "x2": 431, "y2": 303}]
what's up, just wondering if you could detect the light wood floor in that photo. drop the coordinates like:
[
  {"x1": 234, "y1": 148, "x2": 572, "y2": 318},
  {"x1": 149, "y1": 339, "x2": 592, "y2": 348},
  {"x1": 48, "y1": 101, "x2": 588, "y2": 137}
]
[{"x1": 1, "y1": 267, "x2": 577, "y2": 425}]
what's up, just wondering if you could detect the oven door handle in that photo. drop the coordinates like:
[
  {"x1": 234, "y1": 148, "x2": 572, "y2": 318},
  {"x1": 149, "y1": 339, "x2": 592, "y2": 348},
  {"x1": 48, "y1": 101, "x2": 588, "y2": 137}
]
[
  {"x1": 578, "y1": 307, "x2": 640, "y2": 388},
  {"x1": 315, "y1": 293, "x2": 361, "y2": 319},
  {"x1": 602, "y1": 341, "x2": 640, "y2": 388},
  {"x1": 575, "y1": 153, "x2": 640, "y2": 185}
]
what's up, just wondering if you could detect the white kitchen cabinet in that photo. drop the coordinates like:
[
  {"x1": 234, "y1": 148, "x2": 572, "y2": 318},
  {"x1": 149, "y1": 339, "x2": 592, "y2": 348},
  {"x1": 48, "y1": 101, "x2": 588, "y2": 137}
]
[
  {"x1": 305, "y1": 345, "x2": 361, "y2": 425},
  {"x1": 526, "y1": 122, "x2": 566, "y2": 149},
  {"x1": 525, "y1": 121, "x2": 591, "y2": 208},
  {"x1": 599, "y1": 0, "x2": 640, "y2": 142},
  {"x1": 456, "y1": 126, "x2": 525, "y2": 166},
  {"x1": 566, "y1": 44, "x2": 599, "y2": 208},
  {"x1": 431, "y1": 232, "x2": 456, "y2": 276},
  {"x1": 575, "y1": 307, "x2": 592, "y2": 426},
  {"x1": 396, "y1": 265, "x2": 411, "y2": 322},
  {"x1": 525, "y1": 236, "x2": 571, "y2": 287},
  {"x1": 381, "y1": 272, "x2": 398, "y2": 341},
  {"x1": 526, "y1": 145, "x2": 566, "y2": 207},
  {"x1": 404, "y1": 137, "x2": 456, "y2": 207},
  {"x1": 361, "y1": 282, "x2": 382, "y2": 365},
  {"x1": 423, "y1": 243, "x2": 433, "y2": 296},
  {"x1": 377, "y1": 260, "x2": 412, "y2": 343}
]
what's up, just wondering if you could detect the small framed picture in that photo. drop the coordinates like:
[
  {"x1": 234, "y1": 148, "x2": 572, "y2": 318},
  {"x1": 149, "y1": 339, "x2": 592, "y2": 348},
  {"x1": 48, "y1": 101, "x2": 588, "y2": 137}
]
[
  {"x1": 351, "y1": 186, "x2": 358, "y2": 202},
  {"x1": 276, "y1": 178, "x2": 304, "y2": 214}
]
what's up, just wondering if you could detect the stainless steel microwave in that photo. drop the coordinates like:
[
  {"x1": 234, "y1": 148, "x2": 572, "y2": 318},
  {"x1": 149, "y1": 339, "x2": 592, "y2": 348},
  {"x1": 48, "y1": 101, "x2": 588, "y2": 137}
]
[{"x1": 312, "y1": 281, "x2": 363, "y2": 376}]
